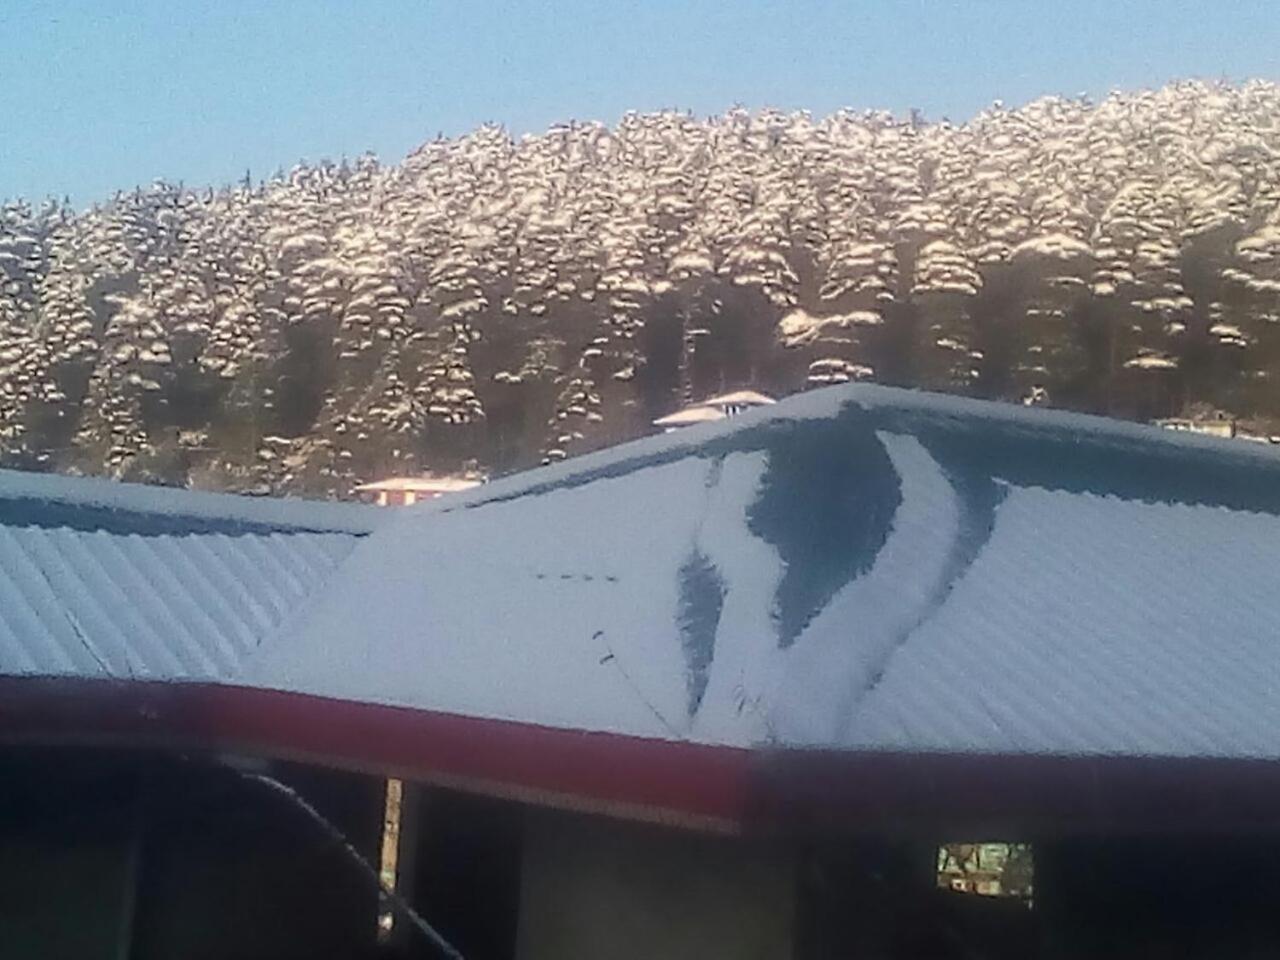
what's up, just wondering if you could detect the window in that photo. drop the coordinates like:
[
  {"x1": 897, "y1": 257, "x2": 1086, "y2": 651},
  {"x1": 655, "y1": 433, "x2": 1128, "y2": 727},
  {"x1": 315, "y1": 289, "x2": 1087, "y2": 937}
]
[{"x1": 937, "y1": 843, "x2": 1034, "y2": 900}]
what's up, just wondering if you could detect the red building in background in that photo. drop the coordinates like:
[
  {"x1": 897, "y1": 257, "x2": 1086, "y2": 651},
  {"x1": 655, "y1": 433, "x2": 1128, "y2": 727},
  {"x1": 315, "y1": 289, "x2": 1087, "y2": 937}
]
[{"x1": 354, "y1": 475, "x2": 483, "y2": 506}]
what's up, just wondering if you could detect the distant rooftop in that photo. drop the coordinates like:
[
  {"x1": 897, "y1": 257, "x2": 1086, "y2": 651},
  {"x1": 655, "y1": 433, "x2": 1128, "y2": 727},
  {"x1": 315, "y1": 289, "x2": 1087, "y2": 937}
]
[
  {"x1": 700, "y1": 390, "x2": 777, "y2": 408},
  {"x1": 354, "y1": 475, "x2": 484, "y2": 494},
  {"x1": 653, "y1": 390, "x2": 776, "y2": 429},
  {"x1": 0, "y1": 467, "x2": 381, "y2": 537},
  {"x1": 653, "y1": 406, "x2": 728, "y2": 428},
  {"x1": 1155, "y1": 416, "x2": 1280, "y2": 444}
]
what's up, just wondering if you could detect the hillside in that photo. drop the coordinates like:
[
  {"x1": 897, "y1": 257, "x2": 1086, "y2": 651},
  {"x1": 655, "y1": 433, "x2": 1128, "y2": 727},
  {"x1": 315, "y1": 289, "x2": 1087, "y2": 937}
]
[{"x1": 1, "y1": 79, "x2": 1279, "y2": 495}]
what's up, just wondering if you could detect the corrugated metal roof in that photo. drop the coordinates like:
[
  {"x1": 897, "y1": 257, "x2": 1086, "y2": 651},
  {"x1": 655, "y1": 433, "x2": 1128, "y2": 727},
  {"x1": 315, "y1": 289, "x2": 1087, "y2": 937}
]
[
  {"x1": 0, "y1": 468, "x2": 383, "y2": 536},
  {"x1": 0, "y1": 473, "x2": 371, "y2": 682},
  {"x1": 841, "y1": 484, "x2": 1280, "y2": 757},
  {"x1": 248, "y1": 383, "x2": 1280, "y2": 762},
  {"x1": 11, "y1": 384, "x2": 1280, "y2": 768}
]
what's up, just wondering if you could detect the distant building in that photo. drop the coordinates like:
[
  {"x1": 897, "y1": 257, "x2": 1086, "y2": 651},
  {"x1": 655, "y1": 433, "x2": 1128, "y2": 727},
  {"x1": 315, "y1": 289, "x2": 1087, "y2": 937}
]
[
  {"x1": 1155, "y1": 416, "x2": 1237, "y2": 439},
  {"x1": 354, "y1": 474, "x2": 482, "y2": 506},
  {"x1": 653, "y1": 406, "x2": 728, "y2": 430},
  {"x1": 1155, "y1": 416, "x2": 1280, "y2": 444},
  {"x1": 653, "y1": 390, "x2": 776, "y2": 431},
  {"x1": 701, "y1": 389, "x2": 777, "y2": 416}
]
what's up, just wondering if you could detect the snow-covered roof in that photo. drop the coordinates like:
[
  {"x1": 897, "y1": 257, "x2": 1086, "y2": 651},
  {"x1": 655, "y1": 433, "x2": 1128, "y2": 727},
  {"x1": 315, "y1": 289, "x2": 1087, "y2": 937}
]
[
  {"x1": 700, "y1": 390, "x2": 777, "y2": 407},
  {"x1": 253, "y1": 383, "x2": 1280, "y2": 763},
  {"x1": 653, "y1": 392, "x2": 777, "y2": 428},
  {"x1": 653, "y1": 406, "x2": 728, "y2": 427},
  {"x1": 11, "y1": 383, "x2": 1280, "y2": 830},
  {"x1": 0, "y1": 468, "x2": 382, "y2": 536},
  {"x1": 0, "y1": 471, "x2": 379, "y2": 682}
]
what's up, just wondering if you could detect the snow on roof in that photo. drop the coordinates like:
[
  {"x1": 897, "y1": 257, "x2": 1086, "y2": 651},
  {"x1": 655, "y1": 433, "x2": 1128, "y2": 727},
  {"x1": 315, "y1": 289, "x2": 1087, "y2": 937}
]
[
  {"x1": 247, "y1": 382, "x2": 1280, "y2": 763},
  {"x1": 0, "y1": 524, "x2": 359, "y2": 681},
  {"x1": 0, "y1": 468, "x2": 383, "y2": 536},
  {"x1": 654, "y1": 391, "x2": 776, "y2": 427},
  {"x1": 0, "y1": 471, "x2": 377, "y2": 682},
  {"x1": 653, "y1": 406, "x2": 728, "y2": 427},
  {"x1": 700, "y1": 390, "x2": 778, "y2": 407},
  {"x1": 13, "y1": 384, "x2": 1280, "y2": 827}
]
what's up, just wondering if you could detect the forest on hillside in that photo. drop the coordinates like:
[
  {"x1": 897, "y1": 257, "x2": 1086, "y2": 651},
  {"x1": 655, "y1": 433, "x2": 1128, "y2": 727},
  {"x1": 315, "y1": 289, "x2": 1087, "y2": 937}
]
[{"x1": 1, "y1": 79, "x2": 1279, "y2": 496}]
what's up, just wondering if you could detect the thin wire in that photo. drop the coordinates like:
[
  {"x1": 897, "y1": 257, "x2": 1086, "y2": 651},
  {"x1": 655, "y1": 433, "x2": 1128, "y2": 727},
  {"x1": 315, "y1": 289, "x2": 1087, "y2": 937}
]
[
  {"x1": 594, "y1": 629, "x2": 682, "y2": 739},
  {"x1": 236, "y1": 769, "x2": 465, "y2": 960}
]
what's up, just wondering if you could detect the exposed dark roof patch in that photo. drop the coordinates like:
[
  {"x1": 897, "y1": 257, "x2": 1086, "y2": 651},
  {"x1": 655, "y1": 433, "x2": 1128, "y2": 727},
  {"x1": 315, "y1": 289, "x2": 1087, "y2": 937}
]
[
  {"x1": 459, "y1": 404, "x2": 847, "y2": 510},
  {"x1": 446, "y1": 383, "x2": 1280, "y2": 522},
  {"x1": 747, "y1": 408, "x2": 902, "y2": 648},
  {"x1": 676, "y1": 548, "x2": 726, "y2": 717},
  {"x1": 870, "y1": 406, "x2": 1280, "y2": 514},
  {"x1": 0, "y1": 468, "x2": 382, "y2": 537},
  {"x1": 0, "y1": 496, "x2": 358, "y2": 538}
]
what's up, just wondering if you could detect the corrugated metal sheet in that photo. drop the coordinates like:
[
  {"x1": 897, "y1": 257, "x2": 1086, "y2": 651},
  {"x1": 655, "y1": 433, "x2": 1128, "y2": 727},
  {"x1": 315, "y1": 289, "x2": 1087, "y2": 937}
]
[
  {"x1": 0, "y1": 468, "x2": 383, "y2": 535},
  {"x1": 11, "y1": 384, "x2": 1280, "y2": 765},
  {"x1": 0, "y1": 476, "x2": 366, "y2": 682},
  {"x1": 248, "y1": 383, "x2": 1280, "y2": 761},
  {"x1": 843, "y1": 485, "x2": 1280, "y2": 757}
]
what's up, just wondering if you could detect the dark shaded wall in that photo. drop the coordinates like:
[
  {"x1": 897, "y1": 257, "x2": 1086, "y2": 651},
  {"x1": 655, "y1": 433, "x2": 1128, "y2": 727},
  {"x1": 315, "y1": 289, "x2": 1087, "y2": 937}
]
[
  {"x1": 404, "y1": 788, "x2": 525, "y2": 960},
  {"x1": 1036, "y1": 838, "x2": 1280, "y2": 960},
  {"x1": 516, "y1": 810, "x2": 798, "y2": 960},
  {"x1": 12, "y1": 746, "x2": 1280, "y2": 960},
  {"x1": 0, "y1": 752, "x2": 143, "y2": 960},
  {"x1": 0, "y1": 749, "x2": 384, "y2": 960},
  {"x1": 799, "y1": 835, "x2": 1280, "y2": 960}
]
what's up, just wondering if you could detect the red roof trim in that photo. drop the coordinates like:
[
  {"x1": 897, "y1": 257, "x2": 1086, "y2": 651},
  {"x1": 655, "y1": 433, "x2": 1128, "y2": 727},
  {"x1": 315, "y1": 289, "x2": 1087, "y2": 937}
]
[
  {"x1": 0, "y1": 678, "x2": 751, "y2": 832},
  {"x1": 7, "y1": 677, "x2": 1280, "y2": 836}
]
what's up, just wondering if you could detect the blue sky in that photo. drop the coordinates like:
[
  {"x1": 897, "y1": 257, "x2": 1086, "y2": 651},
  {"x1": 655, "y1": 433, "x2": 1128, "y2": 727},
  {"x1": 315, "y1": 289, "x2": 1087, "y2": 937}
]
[{"x1": 3, "y1": 0, "x2": 1278, "y2": 205}]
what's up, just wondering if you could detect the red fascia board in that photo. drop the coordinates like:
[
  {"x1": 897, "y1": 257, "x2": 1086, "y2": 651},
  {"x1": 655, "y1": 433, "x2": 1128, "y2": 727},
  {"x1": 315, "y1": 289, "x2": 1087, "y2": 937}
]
[
  {"x1": 0, "y1": 677, "x2": 752, "y2": 833},
  {"x1": 8, "y1": 677, "x2": 1280, "y2": 837}
]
